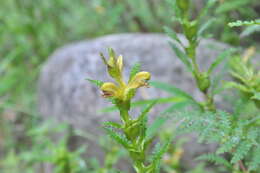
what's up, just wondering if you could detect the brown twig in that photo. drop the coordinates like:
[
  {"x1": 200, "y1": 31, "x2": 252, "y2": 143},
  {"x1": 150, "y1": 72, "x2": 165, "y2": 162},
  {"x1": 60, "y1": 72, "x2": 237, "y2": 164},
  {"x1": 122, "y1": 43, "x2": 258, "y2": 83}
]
[{"x1": 238, "y1": 160, "x2": 248, "y2": 173}]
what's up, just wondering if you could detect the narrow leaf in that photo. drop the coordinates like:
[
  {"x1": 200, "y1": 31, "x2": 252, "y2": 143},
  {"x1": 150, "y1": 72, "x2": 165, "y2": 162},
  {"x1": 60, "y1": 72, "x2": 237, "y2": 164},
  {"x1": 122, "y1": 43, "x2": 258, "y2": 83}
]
[
  {"x1": 164, "y1": 26, "x2": 182, "y2": 45},
  {"x1": 103, "y1": 121, "x2": 122, "y2": 129},
  {"x1": 129, "y1": 62, "x2": 141, "y2": 82},
  {"x1": 150, "y1": 139, "x2": 171, "y2": 166},
  {"x1": 138, "y1": 101, "x2": 157, "y2": 121},
  {"x1": 103, "y1": 127, "x2": 130, "y2": 148},
  {"x1": 87, "y1": 78, "x2": 104, "y2": 87},
  {"x1": 198, "y1": 18, "x2": 215, "y2": 36},
  {"x1": 169, "y1": 41, "x2": 193, "y2": 72},
  {"x1": 252, "y1": 92, "x2": 260, "y2": 101},
  {"x1": 150, "y1": 81, "x2": 195, "y2": 101},
  {"x1": 208, "y1": 48, "x2": 236, "y2": 74}
]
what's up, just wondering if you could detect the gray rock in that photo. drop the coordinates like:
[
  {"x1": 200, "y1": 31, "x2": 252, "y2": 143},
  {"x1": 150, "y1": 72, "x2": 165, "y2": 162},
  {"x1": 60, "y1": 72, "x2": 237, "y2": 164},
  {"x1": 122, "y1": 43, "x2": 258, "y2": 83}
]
[{"x1": 37, "y1": 33, "x2": 242, "y2": 171}]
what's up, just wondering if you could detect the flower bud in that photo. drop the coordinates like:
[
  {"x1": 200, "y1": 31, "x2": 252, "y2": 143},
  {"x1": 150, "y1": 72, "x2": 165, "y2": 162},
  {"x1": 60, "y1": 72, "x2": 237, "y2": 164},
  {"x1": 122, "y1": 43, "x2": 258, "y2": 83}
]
[
  {"x1": 176, "y1": 0, "x2": 190, "y2": 17},
  {"x1": 117, "y1": 55, "x2": 123, "y2": 73},
  {"x1": 197, "y1": 72, "x2": 210, "y2": 93}
]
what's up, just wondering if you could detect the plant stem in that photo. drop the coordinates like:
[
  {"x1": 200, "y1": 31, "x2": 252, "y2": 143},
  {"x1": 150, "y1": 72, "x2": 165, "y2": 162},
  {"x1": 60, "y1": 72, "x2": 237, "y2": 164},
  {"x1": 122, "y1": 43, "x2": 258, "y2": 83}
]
[
  {"x1": 118, "y1": 101, "x2": 150, "y2": 173},
  {"x1": 186, "y1": 41, "x2": 216, "y2": 112},
  {"x1": 238, "y1": 160, "x2": 248, "y2": 173}
]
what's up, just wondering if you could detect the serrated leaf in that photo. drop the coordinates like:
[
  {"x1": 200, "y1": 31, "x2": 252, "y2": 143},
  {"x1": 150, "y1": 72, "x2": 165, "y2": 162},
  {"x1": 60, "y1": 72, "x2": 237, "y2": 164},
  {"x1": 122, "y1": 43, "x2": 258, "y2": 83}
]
[
  {"x1": 169, "y1": 41, "x2": 193, "y2": 72},
  {"x1": 87, "y1": 78, "x2": 104, "y2": 87},
  {"x1": 217, "y1": 138, "x2": 239, "y2": 154},
  {"x1": 231, "y1": 141, "x2": 252, "y2": 164},
  {"x1": 196, "y1": 153, "x2": 232, "y2": 169},
  {"x1": 249, "y1": 147, "x2": 260, "y2": 171},
  {"x1": 137, "y1": 101, "x2": 157, "y2": 121},
  {"x1": 150, "y1": 139, "x2": 171, "y2": 166},
  {"x1": 145, "y1": 102, "x2": 189, "y2": 141},
  {"x1": 103, "y1": 127, "x2": 130, "y2": 148},
  {"x1": 208, "y1": 48, "x2": 236, "y2": 74}
]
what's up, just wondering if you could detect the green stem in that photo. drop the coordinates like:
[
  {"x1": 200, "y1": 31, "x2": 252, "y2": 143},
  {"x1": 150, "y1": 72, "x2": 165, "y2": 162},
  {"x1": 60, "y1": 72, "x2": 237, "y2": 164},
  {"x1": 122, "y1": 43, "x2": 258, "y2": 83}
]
[
  {"x1": 118, "y1": 101, "x2": 152, "y2": 173},
  {"x1": 204, "y1": 90, "x2": 216, "y2": 112},
  {"x1": 188, "y1": 46, "x2": 214, "y2": 111}
]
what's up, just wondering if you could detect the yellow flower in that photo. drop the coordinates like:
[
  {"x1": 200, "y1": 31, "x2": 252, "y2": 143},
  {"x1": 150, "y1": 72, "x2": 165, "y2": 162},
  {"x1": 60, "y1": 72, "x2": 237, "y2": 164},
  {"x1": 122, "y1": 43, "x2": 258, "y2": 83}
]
[
  {"x1": 100, "y1": 82, "x2": 119, "y2": 98},
  {"x1": 128, "y1": 72, "x2": 151, "y2": 89},
  {"x1": 116, "y1": 55, "x2": 123, "y2": 74},
  {"x1": 100, "y1": 49, "x2": 151, "y2": 101}
]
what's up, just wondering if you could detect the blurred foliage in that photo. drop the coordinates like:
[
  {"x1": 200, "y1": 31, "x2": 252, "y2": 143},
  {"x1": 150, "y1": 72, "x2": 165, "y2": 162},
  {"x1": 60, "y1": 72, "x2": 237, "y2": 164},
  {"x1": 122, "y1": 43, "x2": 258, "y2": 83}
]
[
  {"x1": 0, "y1": 0, "x2": 259, "y2": 108},
  {"x1": 0, "y1": 0, "x2": 259, "y2": 172},
  {"x1": 209, "y1": 0, "x2": 259, "y2": 45}
]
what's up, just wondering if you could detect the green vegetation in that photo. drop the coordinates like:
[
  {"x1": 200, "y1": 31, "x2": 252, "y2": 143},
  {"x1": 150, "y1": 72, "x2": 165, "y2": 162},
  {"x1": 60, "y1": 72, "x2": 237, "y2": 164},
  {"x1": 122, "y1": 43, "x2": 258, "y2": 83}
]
[{"x1": 0, "y1": 0, "x2": 259, "y2": 172}]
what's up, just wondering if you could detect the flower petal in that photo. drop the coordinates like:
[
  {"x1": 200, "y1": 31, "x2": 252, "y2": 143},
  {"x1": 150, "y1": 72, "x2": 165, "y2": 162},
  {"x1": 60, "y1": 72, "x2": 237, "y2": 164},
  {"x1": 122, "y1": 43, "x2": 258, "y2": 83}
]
[{"x1": 100, "y1": 82, "x2": 119, "y2": 98}]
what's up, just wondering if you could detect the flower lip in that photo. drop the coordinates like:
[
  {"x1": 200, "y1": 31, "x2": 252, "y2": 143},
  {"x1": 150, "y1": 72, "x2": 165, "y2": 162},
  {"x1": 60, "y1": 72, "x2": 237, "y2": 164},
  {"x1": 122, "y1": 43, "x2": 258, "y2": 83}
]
[
  {"x1": 100, "y1": 82, "x2": 119, "y2": 98},
  {"x1": 101, "y1": 91, "x2": 115, "y2": 98},
  {"x1": 128, "y1": 71, "x2": 151, "y2": 89}
]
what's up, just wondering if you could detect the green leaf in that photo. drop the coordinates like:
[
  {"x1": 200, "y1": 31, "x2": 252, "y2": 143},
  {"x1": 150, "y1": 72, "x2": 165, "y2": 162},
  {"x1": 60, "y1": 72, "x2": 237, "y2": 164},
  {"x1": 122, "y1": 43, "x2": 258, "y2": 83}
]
[
  {"x1": 198, "y1": 0, "x2": 217, "y2": 20},
  {"x1": 87, "y1": 78, "x2": 104, "y2": 87},
  {"x1": 103, "y1": 121, "x2": 122, "y2": 129},
  {"x1": 100, "y1": 53, "x2": 107, "y2": 65},
  {"x1": 145, "y1": 102, "x2": 189, "y2": 141},
  {"x1": 150, "y1": 81, "x2": 195, "y2": 101},
  {"x1": 224, "y1": 81, "x2": 250, "y2": 93},
  {"x1": 169, "y1": 41, "x2": 193, "y2": 72},
  {"x1": 129, "y1": 62, "x2": 141, "y2": 82},
  {"x1": 216, "y1": 0, "x2": 250, "y2": 14},
  {"x1": 241, "y1": 25, "x2": 260, "y2": 37},
  {"x1": 100, "y1": 96, "x2": 185, "y2": 112},
  {"x1": 217, "y1": 138, "x2": 239, "y2": 154},
  {"x1": 103, "y1": 127, "x2": 130, "y2": 148},
  {"x1": 164, "y1": 26, "x2": 182, "y2": 45},
  {"x1": 150, "y1": 139, "x2": 171, "y2": 169},
  {"x1": 198, "y1": 18, "x2": 215, "y2": 37},
  {"x1": 137, "y1": 101, "x2": 157, "y2": 121},
  {"x1": 108, "y1": 47, "x2": 116, "y2": 59},
  {"x1": 208, "y1": 48, "x2": 236, "y2": 74},
  {"x1": 231, "y1": 141, "x2": 252, "y2": 164},
  {"x1": 196, "y1": 153, "x2": 232, "y2": 169},
  {"x1": 249, "y1": 147, "x2": 260, "y2": 171},
  {"x1": 228, "y1": 19, "x2": 260, "y2": 28},
  {"x1": 252, "y1": 92, "x2": 260, "y2": 101}
]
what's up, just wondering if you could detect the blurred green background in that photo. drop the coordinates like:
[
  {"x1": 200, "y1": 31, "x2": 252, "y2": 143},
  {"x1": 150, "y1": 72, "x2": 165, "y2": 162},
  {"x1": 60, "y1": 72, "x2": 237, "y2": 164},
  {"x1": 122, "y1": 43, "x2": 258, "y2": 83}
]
[{"x1": 0, "y1": 0, "x2": 259, "y2": 172}]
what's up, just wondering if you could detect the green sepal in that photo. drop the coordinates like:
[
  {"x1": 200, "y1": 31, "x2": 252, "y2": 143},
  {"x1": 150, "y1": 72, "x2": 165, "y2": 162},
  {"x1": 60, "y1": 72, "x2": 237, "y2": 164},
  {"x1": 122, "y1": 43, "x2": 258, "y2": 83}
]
[
  {"x1": 87, "y1": 78, "x2": 104, "y2": 88},
  {"x1": 129, "y1": 62, "x2": 141, "y2": 82}
]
